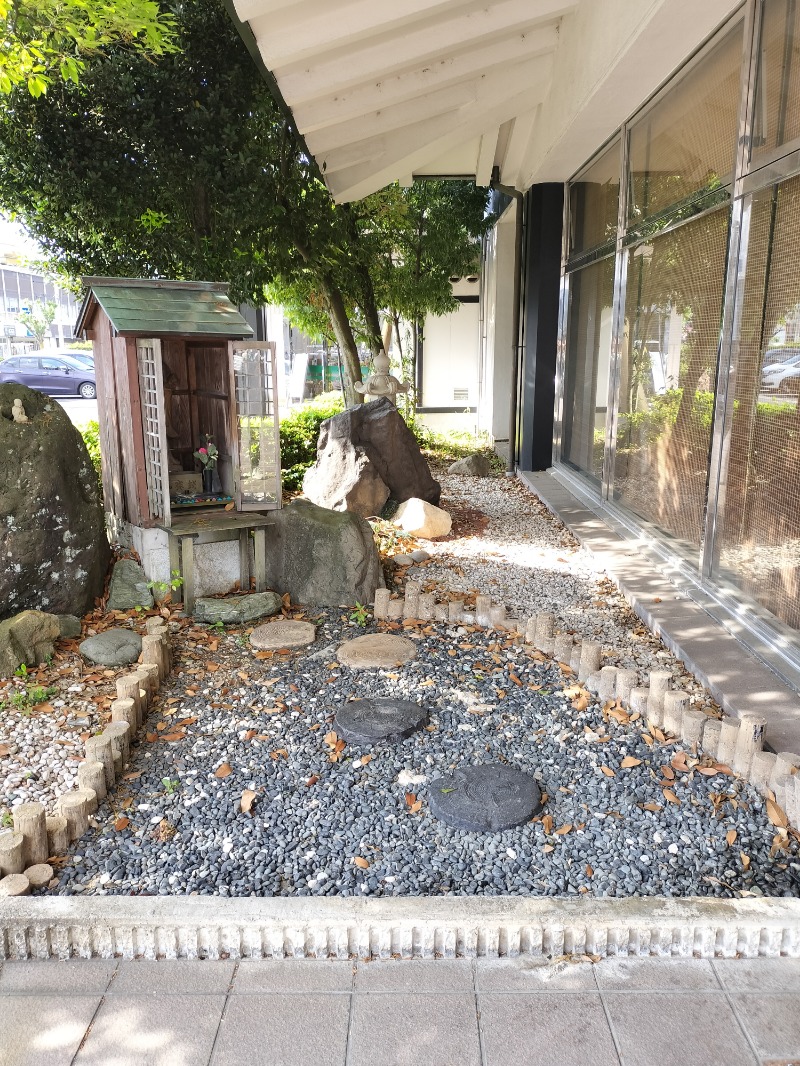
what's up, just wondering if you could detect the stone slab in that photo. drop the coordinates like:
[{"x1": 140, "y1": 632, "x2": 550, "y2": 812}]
[
  {"x1": 348, "y1": 992, "x2": 481, "y2": 1066},
  {"x1": 250, "y1": 620, "x2": 316, "y2": 650},
  {"x1": 79, "y1": 629, "x2": 142, "y2": 667},
  {"x1": 0, "y1": 994, "x2": 101, "y2": 1065},
  {"x1": 211, "y1": 994, "x2": 350, "y2": 1066},
  {"x1": 478, "y1": 992, "x2": 619, "y2": 1066},
  {"x1": 334, "y1": 698, "x2": 428, "y2": 744},
  {"x1": 428, "y1": 764, "x2": 541, "y2": 832},
  {"x1": 106, "y1": 559, "x2": 153, "y2": 611},
  {"x1": 194, "y1": 591, "x2": 281, "y2": 625},
  {"x1": 337, "y1": 634, "x2": 417, "y2": 669}
]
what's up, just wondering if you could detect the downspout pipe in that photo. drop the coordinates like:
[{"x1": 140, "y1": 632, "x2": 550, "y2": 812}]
[{"x1": 492, "y1": 182, "x2": 524, "y2": 474}]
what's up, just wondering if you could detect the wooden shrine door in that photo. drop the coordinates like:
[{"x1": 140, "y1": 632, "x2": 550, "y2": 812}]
[
  {"x1": 136, "y1": 337, "x2": 172, "y2": 526},
  {"x1": 228, "y1": 341, "x2": 281, "y2": 511}
]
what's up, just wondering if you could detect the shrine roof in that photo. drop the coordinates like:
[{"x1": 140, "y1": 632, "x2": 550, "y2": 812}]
[{"x1": 75, "y1": 278, "x2": 255, "y2": 338}]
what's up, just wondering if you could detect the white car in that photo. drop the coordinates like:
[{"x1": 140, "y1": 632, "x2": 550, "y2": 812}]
[{"x1": 761, "y1": 348, "x2": 800, "y2": 393}]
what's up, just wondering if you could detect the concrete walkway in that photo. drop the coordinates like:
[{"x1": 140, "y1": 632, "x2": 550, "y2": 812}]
[{"x1": 2, "y1": 956, "x2": 800, "y2": 1065}]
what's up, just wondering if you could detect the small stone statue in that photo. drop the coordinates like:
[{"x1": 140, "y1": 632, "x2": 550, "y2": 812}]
[
  {"x1": 354, "y1": 350, "x2": 410, "y2": 406},
  {"x1": 11, "y1": 398, "x2": 29, "y2": 423}
]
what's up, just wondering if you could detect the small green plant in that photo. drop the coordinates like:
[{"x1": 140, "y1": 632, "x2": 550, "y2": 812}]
[
  {"x1": 349, "y1": 602, "x2": 370, "y2": 627},
  {"x1": 10, "y1": 691, "x2": 28, "y2": 709},
  {"x1": 147, "y1": 569, "x2": 184, "y2": 603},
  {"x1": 0, "y1": 811, "x2": 12, "y2": 828},
  {"x1": 161, "y1": 777, "x2": 180, "y2": 794},
  {"x1": 209, "y1": 620, "x2": 225, "y2": 633},
  {"x1": 28, "y1": 685, "x2": 56, "y2": 704},
  {"x1": 13, "y1": 663, "x2": 28, "y2": 678}
]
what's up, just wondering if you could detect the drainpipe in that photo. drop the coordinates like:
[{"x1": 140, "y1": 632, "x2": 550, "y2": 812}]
[{"x1": 492, "y1": 180, "x2": 524, "y2": 474}]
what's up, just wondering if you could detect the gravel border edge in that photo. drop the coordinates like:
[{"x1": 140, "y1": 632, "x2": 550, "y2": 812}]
[{"x1": 2, "y1": 895, "x2": 800, "y2": 960}]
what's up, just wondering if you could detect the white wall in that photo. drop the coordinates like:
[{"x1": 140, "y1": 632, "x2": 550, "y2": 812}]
[
  {"x1": 478, "y1": 200, "x2": 517, "y2": 443},
  {"x1": 421, "y1": 301, "x2": 480, "y2": 409}
]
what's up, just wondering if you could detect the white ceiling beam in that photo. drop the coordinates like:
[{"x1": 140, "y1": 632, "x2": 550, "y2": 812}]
[
  {"x1": 293, "y1": 25, "x2": 558, "y2": 134},
  {"x1": 498, "y1": 107, "x2": 540, "y2": 189},
  {"x1": 475, "y1": 129, "x2": 499, "y2": 187},
  {"x1": 326, "y1": 74, "x2": 551, "y2": 202},
  {"x1": 248, "y1": 0, "x2": 468, "y2": 69},
  {"x1": 320, "y1": 57, "x2": 552, "y2": 175},
  {"x1": 232, "y1": 0, "x2": 296, "y2": 23},
  {"x1": 306, "y1": 56, "x2": 550, "y2": 156},
  {"x1": 274, "y1": 0, "x2": 575, "y2": 105}
]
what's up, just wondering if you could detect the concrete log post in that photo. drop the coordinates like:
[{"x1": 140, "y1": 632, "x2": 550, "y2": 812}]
[
  {"x1": 489, "y1": 605, "x2": 507, "y2": 629},
  {"x1": 434, "y1": 603, "x2": 449, "y2": 622},
  {"x1": 387, "y1": 599, "x2": 404, "y2": 620},
  {"x1": 58, "y1": 793, "x2": 89, "y2": 842},
  {"x1": 403, "y1": 582, "x2": 420, "y2": 619},
  {"x1": 578, "y1": 641, "x2": 602, "y2": 680},
  {"x1": 448, "y1": 600, "x2": 464, "y2": 624},
  {"x1": 702, "y1": 720, "x2": 723, "y2": 760},
  {"x1": 553, "y1": 634, "x2": 573, "y2": 666},
  {"x1": 418, "y1": 594, "x2": 435, "y2": 621},
  {"x1": 569, "y1": 643, "x2": 583, "y2": 676},
  {"x1": 25, "y1": 863, "x2": 53, "y2": 889},
  {"x1": 373, "y1": 588, "x2": 391, "y2": 621},
  {"x1": 0, "y1": 873, "x2": 30, "y2": 896},
  {"x1": 45, "y1": 815, "x2": 70, "y2": 855},
  {"x1": 598, "y1": 666, "x2": 618, "y2": 701},
  {"x1": 647, "y1": 670, "x2": 671, "y2": 725},
  {"x1": 524, "y1": 617, "x2": 537, "y2": 645},
  {"x1": 662, "y1": 691, "x2": 690, "y2": 737},
  {"x1": 770, "y1": 753, "x2": 800, "y2": 794},
  {"x1": 773, "y1": 774, "x2": 793, "y2": 822},
  {"x1": 85, "y1": 734, "x2": 115, "y2": 791},
  {"x1": 629, "y1": 688, "x2": 650, "y2": 720},
  {"x1": 681, "y1": 708, "x2": 706, "y2": 750},
  {"x1": 716, "y1": 717, "x2": 740, "y2": 768},
  {"x1": 12, "y1": 802, "x2": 47, "y2": 867},
  {"x1": 534, "y1": 613, "x2": 555, "y2": 655},
  {"x1": 77, "y1": 761, "x2": 108, "y2": 803},
  {"x1": 749, "y1": 750, "x2": 777, "y2": 796},
  {"x1": 732, "y1": 714, "x2": 767, "y2": 777},
  {"x1": 0, "y1": 831, "x2": 25, "y2": 875},
  {"x1": 616, "y1": 670, "x2": 638, "y2": 704},
  {"x1": 475, "y1": 595, "x2": 492, "y2": 627}
]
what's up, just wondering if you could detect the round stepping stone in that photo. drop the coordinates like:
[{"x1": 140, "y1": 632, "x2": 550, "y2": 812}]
[
  {"x1": 334, "y1": 698, "x2": 428, "y2": 745},
  {"x1": 428, "y1": 764, "x2": 541, "y2": 832},
  {"x1": 79, "y1": 628, "x2": 142, "y2": 666},
  {"x1": 250, "y1": 620, "x2": 316, "y2": 650},
  {"x1": 24, "y1": 863, "x2": 53, "y2": 888},
  {"x1": 337, "y1": 634, "x2": 416, "y2": 669}
]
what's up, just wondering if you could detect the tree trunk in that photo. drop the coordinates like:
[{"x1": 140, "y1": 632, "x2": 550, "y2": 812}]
[
  {"x1": 323, "y1": 278, "x2": 363, "y2": 407},
  {"x1": 357, "y1": 267, "x2": 385, "y2": 361}
]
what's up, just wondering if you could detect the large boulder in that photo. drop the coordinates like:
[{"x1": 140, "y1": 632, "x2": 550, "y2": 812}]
[
  {"x1": 261, "y1": 499, "x2": 385, "y2": 607},
  {"x1": 0, "y1": 610, "x2": 61, "y2": 676},
  {"x1": 107, "y1": 559, "x2": 153, "y2": 610},
  {"x1": 193, "y1": 591, "x2": 282, "y2": 625},
  {"x1": 302, "y1": 438, "x2": 389, "y2": 519},
  {"x1": 0, "y1": 385, "x2": 110, "y2": 620},
  {"x1": 306, "y1": 397, "x2": 440, "y2": 507}
]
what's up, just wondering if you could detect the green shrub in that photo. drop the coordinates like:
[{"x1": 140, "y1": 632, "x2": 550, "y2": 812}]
[
  {"x1": 279, "y1": 392, "x2": 345, "y2": 490},
  {"x1": 80, "y1": 420, "x2": 103, "y2": 493}
]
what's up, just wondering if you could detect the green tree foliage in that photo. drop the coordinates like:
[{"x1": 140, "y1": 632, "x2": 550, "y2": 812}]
[
  {"x1": 19, "y1": 298, "x2": 56, "y2": 346},
  {"x1": 0, "y1": 0, "x2": 177, "y2": 96}
]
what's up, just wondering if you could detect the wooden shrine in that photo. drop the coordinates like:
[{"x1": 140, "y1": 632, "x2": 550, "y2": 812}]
[{"x1": 76, "y1": 278, "x2": 282, "y2": 607}]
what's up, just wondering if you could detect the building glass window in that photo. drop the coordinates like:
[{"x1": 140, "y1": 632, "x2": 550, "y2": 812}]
[
  {"x1": 627, "y1": 22, "x2": 742, "y2": 231},
  {"x1": 751, "y1": 0, "x2": 800, "y2": 162},
  {"x1": 715, "y1": 175, "x2": 800, "y2": 630},
  {"x1": 562, "y1": 256, "x2": 615, "y2": 482},
  {"x1": 568, "y1": 139, "x2": 620, "y2": 258}
]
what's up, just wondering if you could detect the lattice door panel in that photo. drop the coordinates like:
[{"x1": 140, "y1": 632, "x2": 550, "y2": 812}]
[
  {"x1": 137, "y1": 338, "x2": 171, "y2": 525},
  {"x1": 230, "y1": 341, "x2": 281, "y2": 510}
]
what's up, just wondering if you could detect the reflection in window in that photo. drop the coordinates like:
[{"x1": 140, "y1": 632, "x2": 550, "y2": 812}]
[
  {"x1": 716, "y1": 177, "x2": 800, "y2": 629},
  {"x1": 627, "y1": 22, "x2": 742, "y2": 227},
  {"x1": 614, "y1": 208, "x2": 730, "y2": 552},
  {"x1": 752, "y1": 0, "x2": 800, "y2": 160},
  {"x1": 569, "y1": 140, "x2": 620, "y2": 258},
  {"x1": 562, "y1": 257, "x2": 615, "y2": 482}
]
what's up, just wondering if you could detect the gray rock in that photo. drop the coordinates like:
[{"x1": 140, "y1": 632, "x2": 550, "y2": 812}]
[
  {"x1": 334, "y1": 698, "x2": 428, "y2": 745},
  {"x1": 0, "y1": 610, "x2": 61, "y2": 676},
  {"x1": 410, "y1": 549, "x2": 430, "y2": 562},
  {"x1": 448, "y1": 453, "x2": 492, "y2": 476},
  {"x1": 391, "y1": 554, "x2": 414, "y2": 567},
  {"x1": 57, "y1": 615, "x2": 82, "y2": 639},
  {"x1": 107, "y1": 559, "x2": 153, "y2": 611},
  {"x1": 309, "y1": 397, "x2": 440, "y2": 506},
  {"x1": 0, "y1": 384, "x2": 110, "y2": 620},
  {"x1": 302, "y1": 438, "x2": 389, "y2": 519},
  {"x1": 428, "y1": 764, "x2": 542, "y2": 832},
  {"x1": 261, "y1": 499, "x2": 384, "y2": 607},
  {"x1": 193, "y1": 591, "x2": 282, "y2": 625},
  {"x1": 80, "y1": 628, "x2": 142, "y2": 666}
]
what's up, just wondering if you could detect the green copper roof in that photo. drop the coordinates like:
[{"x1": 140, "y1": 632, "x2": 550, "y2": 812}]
[{"x1": 76, "y1": 278, "x2": 254, "y2": 337}]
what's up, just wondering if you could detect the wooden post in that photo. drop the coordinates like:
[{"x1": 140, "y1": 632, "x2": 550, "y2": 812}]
[
  {"x1": 72, "y1": 787, "x2": 98, "y2": 815},
  {"x1": 373, "y1": 589, "x2": 391, "y2": 620},
  {"x1": 141, "y1": 634, "x2": 167, "y2": 682},
  {"x1": 0, "y1": 831, "x2": 25, "y2": 875},
  {"x1": 25, "y1": 863, "x2": 53, "y2": 888},
  {"x1": 0, "y1": 873, "x2": 30, "y2": 896},
  {"x1": 46, "y1": 815, "x2": 70, "y2": 854},
  {"x1": 12, "y1": 802, "x2": 48, "y2": 867},
  {"x1": 253, "y1": 528, "x2": 267, "y2": 592},
  {"x1": 104, "y1": 722, "x2": 131, "y2": 770},
  {"x1": 181, "y1": 535, "x2": 195, "y2": 615},
  {"x1": 111, "y1": 696, "x2": 138, "y2": 735},
  {"x1": 85, "y1": 733, "x2": 115, "y2": 790},
  {"x1": 58, "y1": 793, "x2": 89, "y2": 842},
  {"x1": 77, "y1": 760, "x2": 108, "y2": 802},
  {"x1": 238, "y1": 528, "x2": 250, "y2": 592},
  {"x1": 138, "y1": 663, "x2": 160, "y2": 702},
  {"x1": 116, "y1": 673, "x2": 144, "y2": 729}
]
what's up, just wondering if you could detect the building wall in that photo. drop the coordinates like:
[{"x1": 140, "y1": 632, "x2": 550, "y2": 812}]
[
  {"x1": 0, "y1": 265, "x2": 80, "y2": 353},
  {"x1": 415, "y1": 276, "x2": 481, "y2": 433},
  {"x1": 479, "y1": 201, "x2": 517, "y2": 445}
]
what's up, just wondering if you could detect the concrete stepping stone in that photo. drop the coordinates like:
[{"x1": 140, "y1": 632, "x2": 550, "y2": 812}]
[
  {"x1": 334, "y1": 698, "x2": 428, "y2": 744},
  {"x1": 250, "y1": 619, "x2": 316, "y2": 650},
  {"x1": 429, "y1": 763, "x2": 541, "y2": 832},
  {"x1": 79, "y1": 628, "x2": 142, "y2": 666},
  {"x1": 337, "y1": 633, "x2": 416, "y2": 669}
]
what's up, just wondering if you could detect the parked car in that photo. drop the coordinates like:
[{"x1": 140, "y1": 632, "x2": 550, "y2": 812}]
[
  {"x1": 761, "y1": 349, "x2": 800, "y2": 393},
  {"x1": 0, "y1": 352, "x2": 97, "y2": 398}
]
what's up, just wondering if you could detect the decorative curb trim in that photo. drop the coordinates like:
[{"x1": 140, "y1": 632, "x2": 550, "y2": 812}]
[{"x1": 2, "y1": 897, "x2": 800, "y2": 960}]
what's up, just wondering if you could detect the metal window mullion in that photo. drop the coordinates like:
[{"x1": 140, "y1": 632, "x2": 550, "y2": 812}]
[
  {"x1": 602, "y1": 127, "x2": 630, "y2": 502},
  {"x1": 552, "y1": 184, "x2": 572, "y2": 464}
]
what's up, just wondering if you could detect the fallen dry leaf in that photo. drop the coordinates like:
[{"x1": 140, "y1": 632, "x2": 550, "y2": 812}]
[
  {"x1": 0, "y1": 743, "x2": 11, "y2": 757},
  {"x1": 361, "y1": 754, "x2": 373, "y2": 765},
  {"x1": 113, "y1": 817, "x2": 129, "y2": 831},
  {"x1": 663, "y1": 788, "x2": 681, "y2": 805},
  {"x1": 240, "y1": 789, "x2": 256, "y2": 814},
  {"x1": 661, "y1": 765, "x2": 675, "y2": 781},
  {"x1": 586, "y1": 865, "x2": 594, "y2": 877},
  {"x1": 620, "y1": 756, "x2": 642, "y2": 768},
  {"x1": 405, "y1": 792, "x2": 417, "y2": 808},
  {"x1": 600, "y1": 765, "x2": 615, "y2": 777},
  {"x1": 206, "y1": 662, "x2": 220, "y2": 672},
  {"x1": 122, "y1": 771, "x2": 142, "y2": 781},
  {"x1": 306, "y1": 775, "x2": 319, "y2": 787},
  {"x1": 554, "y1": 824, "x2": 572, "y2": 835},
  {"x1": 726, "y1": 828, "x2": 737, "y2": 845},
  {"x1": 767, "y1": 799, "x2": 789, "y2": 828},
  {"x1": 353, "y1": 856, "x2": 370, "y2": 869},
  {"x1": 642, "y1": 802, "x2": 662, "y2": 812},
  {"x1": 410, "y1": 799, "x2": 423, "y2": 814},
  {"x1": 270, "y1": 749, "x2": 288, "y2": 760},
  {"x1": 542, "y1": 844, "x2": 555, "y2": 853},
  {"x1": 215, "y1": 763, "x2": 233, "y2": 779},
  {"x1": 323, "y1": 731, "x2": 338, "y2": 747},
  {"x1": 542, "y1": 814, "x2": 554, "y2": 834},
  {"x1": 740, "y1": 851, "x2": 751, "y2": 870}
]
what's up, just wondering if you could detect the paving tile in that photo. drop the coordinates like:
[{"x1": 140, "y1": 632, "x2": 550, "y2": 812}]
[
  {"x1": 108, "y1": 959, "x2": 235, "y2": 996},
  {"x1": 714, "y1": 958, "x2": 800, "y2": 993},
  {"x1": 233, "y1": 959, "x2": 354, "y2": 993},
  {"x1": 593, "y1": 958, "x2": 720, "y2": 991},
  {"x1": 0, "y1": 959, "x2": 117, "y2": 995},
  {"x1": 348, "y1": 992, "x2": 481, "y2": 1066},
  {"x1": 603, "y1": 992, "x2": 756, "y2": 1066},
  {"x1": 74, "y1": 994, "x2": 225, "y2": 1066},
  {"x1": 211, "y1": 993, "x2": 350, "y2": 1065},
  {"x1": 476, "y1": 958, "x2": 596, "y2": 992},
  {"x1": 355, "y1": 959, "x2": 474, "y2": 992},
  {"x1": 478, "y1": 992, "x2": 618, "y2": 1066},
  {"x1": 730, "y1": 994, "x2": 800, "y2": 1060},
  {"x1": 0, "y1": 995, "x2": 100, "y2": 1066}
]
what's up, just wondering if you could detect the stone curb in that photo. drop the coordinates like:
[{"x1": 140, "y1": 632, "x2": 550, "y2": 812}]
[{"x1": 2, "y1": 896, "x2": 800, "y2": 960}]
